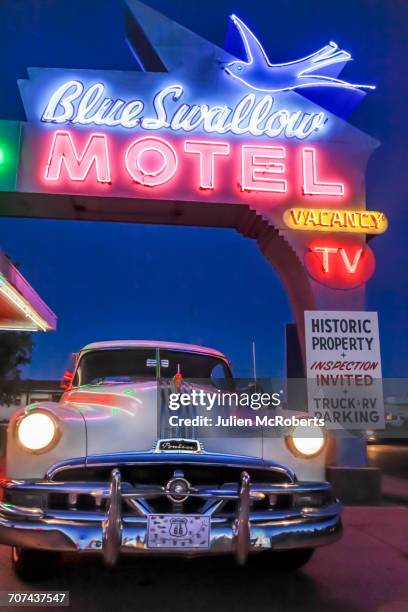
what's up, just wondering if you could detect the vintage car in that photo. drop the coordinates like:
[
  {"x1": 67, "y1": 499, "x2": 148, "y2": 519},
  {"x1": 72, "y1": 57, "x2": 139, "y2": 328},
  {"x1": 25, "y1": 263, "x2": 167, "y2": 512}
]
[{"x1": 0, "y1": 341, "x2": 342, "y2": 579}]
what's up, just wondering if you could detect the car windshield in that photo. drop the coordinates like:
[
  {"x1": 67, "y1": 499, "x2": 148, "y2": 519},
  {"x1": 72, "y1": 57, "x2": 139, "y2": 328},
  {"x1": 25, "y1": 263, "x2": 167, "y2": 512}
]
[{"x1": 73, "y1": 348, "x2": 233, "y2": 389}]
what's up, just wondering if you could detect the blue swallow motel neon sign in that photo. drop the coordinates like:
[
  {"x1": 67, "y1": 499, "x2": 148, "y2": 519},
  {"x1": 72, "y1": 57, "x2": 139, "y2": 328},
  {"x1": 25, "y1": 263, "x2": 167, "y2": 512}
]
[
  {"x1": 0, "y1": 1, "x2": 382, "y2": 290},
  {"x1": 12, "y1": 4, "x2": 376, "y2": 216}
]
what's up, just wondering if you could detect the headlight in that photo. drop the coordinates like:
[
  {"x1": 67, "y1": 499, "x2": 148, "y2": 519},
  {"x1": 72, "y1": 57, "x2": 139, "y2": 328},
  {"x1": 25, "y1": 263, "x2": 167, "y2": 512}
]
[
  {"x1": 16, "y1": 411, "x2": 59, "y2": 453},
  {"x1": 287, "y1": 424, "x2": 326, "y2": 458}
]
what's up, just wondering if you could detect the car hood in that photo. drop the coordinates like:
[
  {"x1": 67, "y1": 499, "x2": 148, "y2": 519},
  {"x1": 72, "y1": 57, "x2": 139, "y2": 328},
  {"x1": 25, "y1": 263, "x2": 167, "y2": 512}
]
[{"x1": 61, "y1": 381, "x2": 263, "y2": 458}]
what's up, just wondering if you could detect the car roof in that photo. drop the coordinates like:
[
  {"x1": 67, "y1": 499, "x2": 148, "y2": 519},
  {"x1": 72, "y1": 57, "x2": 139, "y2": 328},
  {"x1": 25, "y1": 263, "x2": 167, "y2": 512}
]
[{"x1": 80, "y1": 340, "x2": 229, "y2": 361}]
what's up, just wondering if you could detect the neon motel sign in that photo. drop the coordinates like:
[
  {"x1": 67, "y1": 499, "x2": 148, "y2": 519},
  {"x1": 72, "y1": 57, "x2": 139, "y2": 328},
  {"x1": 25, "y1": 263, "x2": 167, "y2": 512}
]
[
  {"x1": 42, "y1": 128, "x2": 346, "y2": 197},
  {"x1": 34, "y1": 78, "x2": 342, "y2": 195},
  {"x1": 2, "y1": 5, "x2": 386, "y2": 289},
  {"x1": 22, "y1": 74, "x2": 352, "y2": 199}
]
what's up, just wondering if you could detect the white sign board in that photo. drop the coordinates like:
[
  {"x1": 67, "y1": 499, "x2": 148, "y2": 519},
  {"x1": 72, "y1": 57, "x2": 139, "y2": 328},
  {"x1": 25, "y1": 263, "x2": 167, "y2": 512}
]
[{"x1": 305, "y1": 311, "x2": 384, "y2": 429}]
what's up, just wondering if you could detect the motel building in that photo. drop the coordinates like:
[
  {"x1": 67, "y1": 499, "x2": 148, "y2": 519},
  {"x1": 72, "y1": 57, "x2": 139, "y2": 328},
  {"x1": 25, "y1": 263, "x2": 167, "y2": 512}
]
[{"x1": 0, "y1": 0, "x2": 389, "y2": 501}]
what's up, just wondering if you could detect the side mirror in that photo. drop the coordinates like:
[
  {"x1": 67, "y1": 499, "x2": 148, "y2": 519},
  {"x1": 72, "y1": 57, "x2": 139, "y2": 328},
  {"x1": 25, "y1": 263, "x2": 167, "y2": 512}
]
[{"x1": 60, "y1": 370, "x2": 74, "y2": 390}]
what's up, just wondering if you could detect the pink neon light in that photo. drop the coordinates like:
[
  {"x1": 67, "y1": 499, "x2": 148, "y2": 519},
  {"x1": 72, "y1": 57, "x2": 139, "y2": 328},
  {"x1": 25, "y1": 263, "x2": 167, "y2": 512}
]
[
  {"x1": 44, "y1": 130, "x2": 110, "y2": 183},
  {"x1": 302, "y1": 147, "x2": 344, "y2": 196},
  {"x1": 125, "y1": 137, "x2": 178, "y2": 186},
  {"x1": 184, "y1": 140, "x2": 230, "y2": 189},
  {"x1": 241, "y1": 145, "x2": 287, "y2": 192}
]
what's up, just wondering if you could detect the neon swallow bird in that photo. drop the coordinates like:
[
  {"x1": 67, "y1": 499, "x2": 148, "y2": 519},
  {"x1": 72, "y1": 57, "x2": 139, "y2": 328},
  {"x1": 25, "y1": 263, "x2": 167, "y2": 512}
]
[{"x1": 225, "y1": 15, "x2": 375, "y2": 93}]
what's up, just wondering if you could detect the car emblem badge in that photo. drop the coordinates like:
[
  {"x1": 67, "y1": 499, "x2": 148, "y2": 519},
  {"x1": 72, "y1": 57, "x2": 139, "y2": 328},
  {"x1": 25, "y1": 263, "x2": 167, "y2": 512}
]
[{"x1": 155, "y1": 438, "x2": 202, "y2": 453}]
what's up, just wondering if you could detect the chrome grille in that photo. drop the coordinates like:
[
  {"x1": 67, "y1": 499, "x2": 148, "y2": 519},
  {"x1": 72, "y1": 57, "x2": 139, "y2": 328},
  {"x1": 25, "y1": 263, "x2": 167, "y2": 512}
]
[
  {"x1": 4, "y1": 461, "x2": 296, "y2": 516},
  {"x1": 47, "y1": 463, "x2": 293, "y2": 515}
]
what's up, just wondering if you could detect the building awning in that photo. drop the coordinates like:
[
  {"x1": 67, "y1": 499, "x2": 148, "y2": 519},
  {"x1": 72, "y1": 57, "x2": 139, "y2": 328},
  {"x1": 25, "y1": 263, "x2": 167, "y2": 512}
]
[{"x1": 0, "y1": 251, "x2": 56, "y2": 331}]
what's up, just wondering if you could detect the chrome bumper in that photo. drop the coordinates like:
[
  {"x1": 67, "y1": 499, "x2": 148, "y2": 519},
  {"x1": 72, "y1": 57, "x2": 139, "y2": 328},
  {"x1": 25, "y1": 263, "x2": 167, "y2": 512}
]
[{"x1": 0, "y1": 470, "x2": 342, "y2": 565}]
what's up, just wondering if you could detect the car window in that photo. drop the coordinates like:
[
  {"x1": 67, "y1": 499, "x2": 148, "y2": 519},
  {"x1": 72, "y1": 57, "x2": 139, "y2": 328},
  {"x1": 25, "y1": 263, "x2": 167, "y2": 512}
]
[{"x1": 73, "y1": 348, "x2": 233, "y2": 387}]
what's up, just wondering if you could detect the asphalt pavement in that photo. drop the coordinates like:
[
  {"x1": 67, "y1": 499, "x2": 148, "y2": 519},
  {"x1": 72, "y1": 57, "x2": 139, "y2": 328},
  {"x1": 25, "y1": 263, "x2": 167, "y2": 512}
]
[{"x1": 0, "y1": 506, "x2": 406, "y2": 612}]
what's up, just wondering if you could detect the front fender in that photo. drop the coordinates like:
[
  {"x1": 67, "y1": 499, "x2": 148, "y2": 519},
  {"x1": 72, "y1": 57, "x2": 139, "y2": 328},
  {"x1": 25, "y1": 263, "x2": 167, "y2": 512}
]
[{"x1": 6, "y1": 402, "x2": 87, "y2": 479}]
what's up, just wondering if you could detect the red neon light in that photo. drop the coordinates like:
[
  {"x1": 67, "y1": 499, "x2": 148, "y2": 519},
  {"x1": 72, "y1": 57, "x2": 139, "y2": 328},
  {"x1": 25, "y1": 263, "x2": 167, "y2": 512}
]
[
  {"x1": 312, "y1": 246, "x2": 339, "y2": 272},
  {"x1": 125, "y1": 137, "x2": 178, "y2": 186},
  {"x1": 184, "y1": 140, "x2": 229, "y2": 189},
  {"x1": 39, "y1": 130, "x2": 353, "y2": 208},
  {"x1": 241, "y1": 145, "x2": 287, "y2": 192},
  {"x1": 339, "y1": 247, "x2": 363, "y2": 273},
  {"x1": 312, "y1": 246, "x2": 364, "y2": 274},
  {"x1": 302, "y1": 147, "x2": 344, "y2": 196},
  {"x1": 305, "y1": 239, "x2": 375, "y2": 289},
  {"x1": 44, "y1": 130, "x2": 110, "y2": 183}
]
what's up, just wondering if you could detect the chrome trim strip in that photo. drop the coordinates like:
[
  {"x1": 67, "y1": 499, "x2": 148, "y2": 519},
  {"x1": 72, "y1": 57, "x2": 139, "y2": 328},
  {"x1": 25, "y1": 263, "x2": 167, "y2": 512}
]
[
  {"x1": 2, "y1": 480, "x2": 329, "y2": 499},
  {"x1": 192, "y1": 481, "x2": 331, "y2": 499},
  {"x1": 3, "y1": 480, "x2": 112, "y2": 496},
  {"x1": 123, "y1": 497, "x2": 149, "y2": 517},
  {"x1": 0, "y1": 502, "x2": 343, "y2": 524},
  {"x1": 2, "y1": 480, "x2": 165, "y2": 499},
  {"x1": 46, "y1": 451, "x2": 296, "y2": 483},
  {"x1": 300, "y1": 502, "x2": 342, "y2": 519},
  {"x1": 45, "y1": 457, "x2": 87, "y2": 480},
  {"x1": 202, "y1": 500, "x2": 225, "y2": 517},
  {"x1": 0, "y1": 502, "x2": 44, "y2": 519}
]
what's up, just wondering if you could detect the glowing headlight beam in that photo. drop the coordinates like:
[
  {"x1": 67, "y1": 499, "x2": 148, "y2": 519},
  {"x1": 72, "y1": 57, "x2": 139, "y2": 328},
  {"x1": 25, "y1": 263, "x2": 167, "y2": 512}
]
[
  {"x1": 289, "y1": 424, "x2": 326, "y2": 457},
  {"x1": 16, "y1": 412, "x2": 59, "y2": 452}
]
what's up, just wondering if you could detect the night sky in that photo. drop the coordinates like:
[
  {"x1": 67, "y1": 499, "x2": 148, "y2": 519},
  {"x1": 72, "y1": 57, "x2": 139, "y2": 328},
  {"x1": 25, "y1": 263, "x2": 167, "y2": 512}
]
[{"x1": 0, "y1": 0, "x2": 406, "y2": 379}]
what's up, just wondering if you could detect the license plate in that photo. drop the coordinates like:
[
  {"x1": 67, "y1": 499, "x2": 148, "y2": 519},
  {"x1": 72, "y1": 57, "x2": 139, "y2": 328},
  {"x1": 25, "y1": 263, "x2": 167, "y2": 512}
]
[{"x1": 147, "y1": 514, "x2": 210, "y2": 549}]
